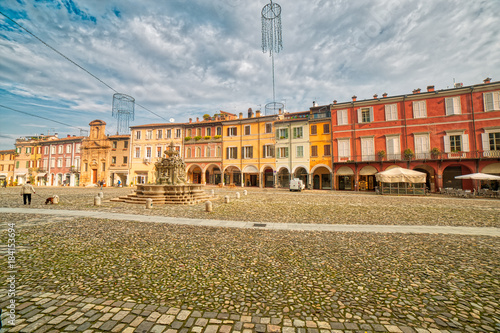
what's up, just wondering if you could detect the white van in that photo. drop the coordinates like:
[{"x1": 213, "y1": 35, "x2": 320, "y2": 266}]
[{"x1": 289, "y1": 178, "x2": 305, "y2": 192}]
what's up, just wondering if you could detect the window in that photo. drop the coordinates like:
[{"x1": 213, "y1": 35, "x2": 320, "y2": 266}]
[
  {"x1": 482, "y1": 132, "x2": 500, "y2": 155},
  {"x1": 444, "y1": 134, "x2": 469, "y2": 153},
  {"x1": 263, "y1": 145, "x2": 275, "y2": 158},
  {"x1": 293, "y1": 127, "x2": 303, "y2": 139},
  {"x1": 66, "y1": 158, "x2": 71, "y2": 167},
  {"x1": 176, "y1": 129, "x2": 181, "y2": 138},
  {"x1": 102, "y1": 162, "x2": 105, "y2": 171},
  {"x1": 311, "y1": 146, "x2": 318, "y2": 157},
  {"x1": 206, "y1": 147, "x2": 211, "y2": 157},
  {"x1": 323, "y1": 124, "x2": 330, "y2": 134},
  {"x1": 243, "y1": 146, "x2": 253, "y2": 159},
  {"x1": 136, "y1": 131, "x2": 141, "y2": 140},
  {"x1": 337, "y1": 139, "x2": 351, "y2": 161},
  {"x1": 58, "y1": 145, "x2": 63, "y2": 154},
  {"x1": 483, "y1": 91, "x2": 500, "y2": 112},
  {"x1": 414, "y1": 134, "x2": 430, "y2": 159},
  {"x1": 358, "y1": 107, "x2": 373, "y2": 123},
  {"x1": 26, "y1": 147, "x2": 32, "y2": 154},
  {"x1": 123, "y1": 156, "x2": 128, "y2": 164},
  {"x1": 228, "y1": 127, "x2": 237, "y2": 136},
  {"x1": 445, "y1": 97, "x2": 461, "y2": 115},
  {"x1": 166, "y1": 129, "x2": 172, "y2": 139},
  {"x1": 44, "y1": 146, "x2": 49, "y2": 154},
  {"x1": 337, "y1": 109, "x2": 348, "y2": 125},
  {"x1": 124, "y1": 141, "x2": 128, "y2": 149},
  {"x1": 57, "y1": 158, "x2": 63, "y2": 167},
  {"x1": 112, "y1": 141, "x2": 117, "y2": 149},
  {"x1": 43, "y1": 159, "x2": 48, "y2": 168},
  {"x1": 277, "y1": 147, "x2": 289, "y2": 158},
  {"x1": 146, "y1": 147, "x2": 152, "y2": 158},
  {"x1": 265, "y1": 123, "x2": 272, "y2": 133},
  {"x1": 25, "y1": 161, "x2": 29, "y2": 168},
  {"x1": 324, "y1": 145, "x2": 331, "y2": 156},
  {"x1": 16, "y1": 161, "x2": 19, "y2": 169},
  {"x1": 157, "y1": 146, "x2": 162, "y2": 158},
  {"x1": 277, "y1": 128, "x2": 288, "y2": 139},
  {"x1": 112, "y1": 156, "x2": 117, "y2": 164},
  {"x1": 227, "y1": 147, "x2": 237, "y2": 159},
  {"x1": 413, "y1": 101, "x2": 427, "y2": 118},
  {"x1": 157, "y1": 129, "x2": 163, "y2": 139},
  {"x1": 16, "y1": 147, "x2": 20, "y2": 154},
  {"x1": 385, "y1": 104, "x2": 398, "y2": 121},
  {"x1": 196, "y1": 128, "x2": 202, "y2": 136},
  {"x1": 135, "y1": 147, "x2": 141, "y2": 158},
  {"x1": 386, "y1": 136, "x2": 401, "y2": 160},
  {"x1": 74, "y1": 158, "x2": 80, "y2": 168},
  {"x1": 361, "y1": 137, "x2": 375, "y2": 161},
  {"x1": 296, "y1": 146, "x2": 304, "y2": 158},
  {"x1": 187, "y1": 148, "x2": 191, "y2": 158},
  {"x1": 196, "y1": 147, "x2": 201, "y2": 157},
  {"x1": 146, "y1": 130, "x2": 153, "y2": 140},
  {"x1": 216, "y1": 146, "x2": 221, "y2": 157},
  {"x1": 76, "y1": 143, "x2": 81, "y2": 152},
  {"x1": 206, "y1": 128, "x2": 212, "y2": 136},
  {"x1": 50, "y1": 158, "x2": 55, "y2": 168},
  {"x1": 51, "y1": 146, "x2": 56, "y2": 154},
  {"x1": 311, "y1": 125, "x2": 317, "y2": 135},
  {"x1": 216, "y1": 127, "x2": 222, "y2": 136},
  {"x1": 244, "y1": 125, "x2": 251, "y2": 135},
  {"x1": 84, "y1": 163, "x2": 88, "y2": 172}
]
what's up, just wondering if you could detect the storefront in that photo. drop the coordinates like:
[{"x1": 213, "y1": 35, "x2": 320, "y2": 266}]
[
  {"x1": 358, "y1": 166, "x2": 378, "y2": 191},
  {"x1": 336, "y1": 166, "x2": 354, "y2": 190}
]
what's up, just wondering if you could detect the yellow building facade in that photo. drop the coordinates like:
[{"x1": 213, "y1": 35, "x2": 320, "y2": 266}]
[{"x1": 309, "y1": 105, "x2": 334, "y2": 189}]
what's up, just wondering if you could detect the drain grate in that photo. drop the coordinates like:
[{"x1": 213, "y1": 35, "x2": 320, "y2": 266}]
[{"x1": 253, "y1": 223, "x2": 267, "y2": 228}]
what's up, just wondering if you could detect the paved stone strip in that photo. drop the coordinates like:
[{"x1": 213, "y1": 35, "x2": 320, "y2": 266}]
[
  {"x1": 1, "y1": 208, "x2": 498, "y2": 236},
  {"x1": 0, "y1": 289, "x2": 471, "y2": 333}
]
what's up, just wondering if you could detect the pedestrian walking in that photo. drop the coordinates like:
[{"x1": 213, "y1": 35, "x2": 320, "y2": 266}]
[
  {"x1": 20, "y1": 181, "x2": 36, "y2": 205},
  {"x1": 100, "y1": 180, "x2": 104, "y2": 190}
]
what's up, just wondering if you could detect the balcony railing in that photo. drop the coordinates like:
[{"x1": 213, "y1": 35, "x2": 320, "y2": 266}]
[{"x1": 334, "y1": 150, "x2": 499, "y2": 163}]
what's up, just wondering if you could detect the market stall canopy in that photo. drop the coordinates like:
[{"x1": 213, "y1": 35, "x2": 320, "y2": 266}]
[
  {"x1": 375, "y1": 167, "x2": 426, "y2": 183},
  {"x1": 455, "y1": 173, "x2": 500, "y2": 180}
]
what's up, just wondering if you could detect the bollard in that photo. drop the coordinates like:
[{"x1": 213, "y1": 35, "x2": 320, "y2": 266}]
[
  {"x1": 243, "y1": 190, "x2": 247, "y2": 196},
  {"x1": 146, "y1": 198, "x2": 153, "y2": 209},
  {"x1": 224, "y1": 195, "x2": 230, "y2": 203},
  {"x1": 98, "y1": 191, "x2": 104, "y2": 198},
  {"x1": 205, "y1": 201, "x2": 213, "y2": 212},
  {"x1": 94, "y1": 196, "x2": 101, "y2": 206},
  {"x1": 236, "y1": 192, "x2": 240, "y2": 199},
  {"x1": 211, "y1": 189, "x2": 215, "y2": 197}
]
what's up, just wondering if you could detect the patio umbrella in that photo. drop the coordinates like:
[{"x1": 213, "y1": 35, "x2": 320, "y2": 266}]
[
  {"x1": 455, "y1": 173, "x2": 500, "y2": 180},
  {"x1": 375, "y1": 167, "x2": 426, "y2": 183}
]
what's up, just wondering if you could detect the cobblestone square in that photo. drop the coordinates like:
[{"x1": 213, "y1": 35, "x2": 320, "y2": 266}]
[{"x1": 0, "y1": 187, "x2": 499, "y2": 332}]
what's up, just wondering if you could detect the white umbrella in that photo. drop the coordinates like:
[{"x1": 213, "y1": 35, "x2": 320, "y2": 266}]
[
  {"x1": 375, "y1": 167, "x2": 426, "y2": 183},
  {"x1": 455, "y1": 173, "x2": 500, "y2": 180}
]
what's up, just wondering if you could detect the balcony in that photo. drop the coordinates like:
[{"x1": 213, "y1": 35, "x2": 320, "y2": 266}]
[{"x1": 334, "y1": 151, "x2": 492, "y2": 163}]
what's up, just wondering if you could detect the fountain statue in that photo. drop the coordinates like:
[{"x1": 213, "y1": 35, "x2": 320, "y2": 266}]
[{"x1": 112, "y1": 141, "x2": 210, "y2": 205}]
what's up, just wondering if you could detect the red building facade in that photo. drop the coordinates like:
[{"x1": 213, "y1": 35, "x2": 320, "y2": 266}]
[
  {"x1": 40, "y1": 135, "x2": 84, "y2": 186},
  {"x1": 329, "y1": 78, "x2": 500, "y2": 192}
]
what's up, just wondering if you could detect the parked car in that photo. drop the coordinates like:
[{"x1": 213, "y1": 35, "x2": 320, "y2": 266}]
[{"x1": 289, "y1": 178, "x2": 305, "y2": 192}]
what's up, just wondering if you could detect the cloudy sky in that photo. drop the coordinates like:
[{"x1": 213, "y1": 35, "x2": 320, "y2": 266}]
[{"x1": 1, "y1": 0, "x2": 499, "y2": 150}]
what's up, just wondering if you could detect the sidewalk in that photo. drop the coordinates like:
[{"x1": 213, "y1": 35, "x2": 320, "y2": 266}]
[{"x1": 0, "y1": 207, "x2": 498, "y2": 237}]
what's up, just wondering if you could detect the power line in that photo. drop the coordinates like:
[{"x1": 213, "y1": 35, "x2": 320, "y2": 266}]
[
  {"x1": 0, "y1": 103, "x2": 86, "y2": 131},
  {"x1": 0, "y1": 10, "x2": 168, "y2": 121}
]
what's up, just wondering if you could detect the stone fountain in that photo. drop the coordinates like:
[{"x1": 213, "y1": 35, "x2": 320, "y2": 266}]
[{"x1": 112, "y1": 142, "x2": 210, "y2": 205}]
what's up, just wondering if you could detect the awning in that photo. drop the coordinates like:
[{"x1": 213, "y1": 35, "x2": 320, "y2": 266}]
[
  {"x1": 359, "y1": 165, "x2": 378, "y2": 175},
  {"x1": 385, "y1": 165, "x2": 401, "y2": 171},
  {"x1": 481, "y1": 163, "x2": 500, "y2": 174},
  {"x1": 242, "y1": 165, "x2": 259, "y2": 173},
  {"x1": 336, "y1": 166, "x2": 354, "y2": 176},
  {"x1": 375, "y1": 168, "x2": 426, "y2": 183},
  {"x1": 36, "y1": 173, "x2": 47, "y2": 178}
]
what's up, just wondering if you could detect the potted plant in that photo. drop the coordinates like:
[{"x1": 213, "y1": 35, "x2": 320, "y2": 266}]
[
  {"x1": 404, "y1": 148, "x2": 414, "y2": 160},
  {"x1": 377, "y1": 150, "x2": 386, "y2": 160},
  {"x1": 184, "y1": 136, "x2": 192, "y2": 141},
  {"x1": 194, "y1": 135, "x2": 202, "y2": 141},
  {"x1": 214, "y1": 135, "x2": 222, "y2": 139},
  {"x1": 431, "y1": 147, "x2": 441, "y2": 158},
  {"x1": 204, "y1": 135, "x2": 211, "y2": 140}
]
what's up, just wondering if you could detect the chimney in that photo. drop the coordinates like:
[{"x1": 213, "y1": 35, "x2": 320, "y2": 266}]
[
  {"x1": 352, "y1": 95, "x2": 357, "y2": 102},
  {"x1": 196, "y1": 117, "x2": 199, "y2": 122},
  {"x1": 67, "y1": 134, "x2": 71, "y2": 137},
  {"x1": 382, "y1": 93, "x2": 388, "y2": 98},
  {"x1": 484, "y1": 77, "x2": 491, "y2": 84},
  {"x1": 54, "y1": 133, "x2": 58, "y2": 138},
  {"x1": 256, "y1": 110, "x2": 261, "y2": 117},
  {"x1": 189, "y1": 118, "x2": 192, "y2": 123},
  {"x1": 333, "y1": 100, "x2": 337, "y2": 104},
  {"x1": 427, "y1": 85, "x2": 435, "y2": 92},
  {"x1": 248, "y1": 108, "x2": 253, "y2": 118},
  {"x1": 279, "y1": 109, "x2": 282, "y2": 115},
  {"x1": 373, "y1": 94, "x2": 378, "y2": 99},
  {"x1": 239, "y1": 112, "x2": 243, "y2": 119},
  {"x1": 412, "y1": 88, "x2": 421, "y2": 94}
]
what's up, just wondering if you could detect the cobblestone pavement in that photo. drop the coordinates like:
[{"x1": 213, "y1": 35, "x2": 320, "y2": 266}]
[
  {"x1": 0, "y1": 186, "x2": 499, "y2": 227},
  {"x1": 1, "y1": 188, "x2": 499, "y2": 332}
]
